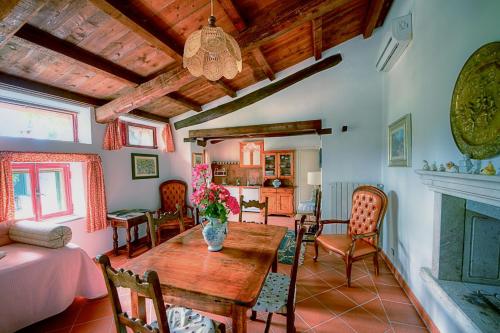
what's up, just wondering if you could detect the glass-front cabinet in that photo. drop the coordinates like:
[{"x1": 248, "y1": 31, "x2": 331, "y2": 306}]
[
  {"x1": 278, "y1": 152, "x2": 293, "y2": 178},
  {"x1": 264, "y1": 154, "x2": 277, "y2": 177},
  {"x1": 263, "y1": 150, "x2": 294, "y2": 180}
]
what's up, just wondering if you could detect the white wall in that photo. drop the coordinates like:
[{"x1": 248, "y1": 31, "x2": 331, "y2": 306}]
[
  {"x1": 169, "y1": 32, "x2": 385, "y2": 218},
  {"x1": 380, "y1": 1, "x2": 500, "y2": 332},
  {"x1": 0, "y1": 108, "x2": 172, "y2": 257}
]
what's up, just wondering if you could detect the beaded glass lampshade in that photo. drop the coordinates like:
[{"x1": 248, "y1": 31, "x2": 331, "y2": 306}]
[{"x1": 183, "y1": 13, "x2": 242, "y2": 81}]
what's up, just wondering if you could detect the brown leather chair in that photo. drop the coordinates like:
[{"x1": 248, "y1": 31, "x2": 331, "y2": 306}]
[
  {"x1": 314, "y1": 186, "x2": 388, "y2": 287},
  {"x1": 159, "y1": 180, "x2": 196, "y2": 228}
]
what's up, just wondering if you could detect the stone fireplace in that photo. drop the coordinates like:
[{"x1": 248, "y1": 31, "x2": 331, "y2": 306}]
[{"x1": 416, "y1": 171, "x2": 500, "y2": 333}]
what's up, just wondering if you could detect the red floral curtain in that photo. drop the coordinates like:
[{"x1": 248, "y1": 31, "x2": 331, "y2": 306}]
[
  {"x1": 163, "y1": 123, "x2": 175, "y2": 152},
  {"x1": 0, "y1": 152, "x2": 108, "y2": 232},
  {"x1": 103, "y1": 119, "x2": 122, "y2": 150}
]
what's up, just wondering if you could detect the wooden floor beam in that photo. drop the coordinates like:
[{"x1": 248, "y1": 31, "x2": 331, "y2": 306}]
[{"x1": 174, "y1": 53, "x2": 342, "y2": 130}]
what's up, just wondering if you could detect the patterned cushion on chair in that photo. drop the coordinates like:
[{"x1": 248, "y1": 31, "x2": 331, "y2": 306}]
[
  {"x1": 278, "y1": 230, "x2": 305, "y2": 265},
  {"x1": 252, "y1": 272, "x2": 290, "y2": 314},
  {"x1": 152, "y1": 306, "x2": 222, "y2": 333}
]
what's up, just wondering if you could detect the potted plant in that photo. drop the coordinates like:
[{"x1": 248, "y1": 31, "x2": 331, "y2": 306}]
[{"x1": 190, "y1": 164, "x2": 240, "y2": 251}]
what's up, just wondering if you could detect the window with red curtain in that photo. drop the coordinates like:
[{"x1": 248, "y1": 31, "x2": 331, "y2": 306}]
[
  {"x1": 120, "y1": 121, "x2": 157, "y2": 149},
  {"x1": 12, "y1": 163, "x2": 73, "y2": 221}
]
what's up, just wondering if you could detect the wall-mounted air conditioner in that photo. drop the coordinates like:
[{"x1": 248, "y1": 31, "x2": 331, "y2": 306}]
[{"x1": 376, "y1": 13, "x2": 412, "y2": 72}]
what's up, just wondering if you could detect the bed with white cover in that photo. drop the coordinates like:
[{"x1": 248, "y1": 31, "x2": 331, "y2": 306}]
[{"x1": 0, "y1": 224, "x2": 106, "y2": 332}]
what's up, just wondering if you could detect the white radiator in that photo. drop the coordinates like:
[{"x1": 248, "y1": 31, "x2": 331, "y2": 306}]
[{"x1": 328, "y1": 182, "x2": 382, "y2": 234}]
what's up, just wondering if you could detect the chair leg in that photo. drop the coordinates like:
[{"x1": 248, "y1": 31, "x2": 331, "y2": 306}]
[
  {"x1": 346, "y1": 258, "x2": 353, "y2": 287},
  {"x1": 373, "y1": 252, "x2": 379, "y2": 276},
  {"x1": 313, "y1": 241, "x2": 319, "y2": 261},
  {"x1": 250, "y1": 310, "x2": 257, "y2": 321},
  {"x1": 219, "y1": 323, "x2": 226, "y2": 333},
  {"x1": 286, "y1": 311, "x2": 295, "y2": 333},
  {"x1": 264, "y1": 312, "x2": 273, "y2": 333}
]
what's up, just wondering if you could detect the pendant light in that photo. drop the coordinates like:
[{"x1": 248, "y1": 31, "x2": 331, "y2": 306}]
[{"x1": 183, "y1": 0, "x2": 242, "y2": 81}]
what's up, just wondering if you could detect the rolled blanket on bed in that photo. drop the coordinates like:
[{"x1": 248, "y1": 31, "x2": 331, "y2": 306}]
[{"x1": 9, "y1": 221, "x2": 72, "y2": 249}]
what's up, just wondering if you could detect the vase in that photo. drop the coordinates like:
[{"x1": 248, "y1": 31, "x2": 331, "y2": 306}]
[{"x1": 202, "y1": 217, "x2": 227, "y2": 252}]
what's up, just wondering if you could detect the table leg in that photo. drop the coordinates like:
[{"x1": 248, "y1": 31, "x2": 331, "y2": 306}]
[
  {"x1": 126, "y1": 227, "x2": 132, "y2": 258},
  {"x1": 130, "y1": 291, "x2": 146, "y2": 322},
  {"x1": 134, "y1": 225, "x2": 139, "y2": 244},
  {"x1": 146, "y1": 221, "x2": 152, "y2": 248},
  {"x1": 112, "y1": 226, "x2": 118, "y2": 256},
  {"x1": 232, "y1": 305, "x2": 247, "y2": 333},
  {"x1": 272, "y1": 252, "x2": 278, "y2": 273}
]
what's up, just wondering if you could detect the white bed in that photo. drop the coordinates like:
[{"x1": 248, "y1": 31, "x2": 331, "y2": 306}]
[{"x1": 0, "y1": 242, "x2": 107, "y2": 333}]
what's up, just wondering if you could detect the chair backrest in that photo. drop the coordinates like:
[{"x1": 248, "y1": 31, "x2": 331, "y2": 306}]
[
  {"x1": 313, "y1": 189, "x2": 322, "y2": 224},
  {"x1": 288, "y1": 221, "x2": 306, "y2": 311},
  {"x1": 348, "y1": 186, "x2": 388, "y2": 245},
  {"x1": 96, "y1": 254, "x2": 170, "y2": 333},
  {"x1": 159, "y1": 180, "x2": 188, "y2": 213},
  {"x1": 147, "y1": 204, "x2": 184, "y2": 247},
  {"x1": 238, "y1": 195, "x2": 269, "y2": 224}
]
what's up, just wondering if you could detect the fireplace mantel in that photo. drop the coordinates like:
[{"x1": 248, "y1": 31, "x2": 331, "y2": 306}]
[{"x1": 415, "y1": 170, "x2": 500, "y2": 207}]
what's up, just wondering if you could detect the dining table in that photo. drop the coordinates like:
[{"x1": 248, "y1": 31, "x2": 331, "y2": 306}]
[{"x1": 124, "y1": 221, "x2": 288, "y2": 333}]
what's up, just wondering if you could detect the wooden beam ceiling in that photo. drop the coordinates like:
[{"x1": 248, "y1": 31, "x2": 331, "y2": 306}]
[
  {"x1": 217, "y1": 0, "x2": 247, "y2": 32},
  {"x1": 363, "y1": 0, "x2": 385, "y2": 38},
  {"x1": 187, "y1": 120, "x2": 326, "y2": 141},
  {"x1": 0, "y1": 0, "x2": 47, "y2": 49},
  {"x1": 251, "y1": 48, "x2": 275, "y2": 81},
  {"x1": 312, "y1": 17, "x2": 323, "y2": 60},
  {"x1": 174, "y1": 53, "x2": 342, "y2": 130}
]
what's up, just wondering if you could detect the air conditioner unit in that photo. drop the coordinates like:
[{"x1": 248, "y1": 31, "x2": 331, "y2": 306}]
[{"x1": 376, "y1": 13, "x2": 412, "y2": 72}]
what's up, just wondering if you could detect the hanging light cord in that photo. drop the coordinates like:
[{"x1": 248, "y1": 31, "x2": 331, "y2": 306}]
[{"x1": 211, "y1": 0, "x2": 214, "y2": 17}]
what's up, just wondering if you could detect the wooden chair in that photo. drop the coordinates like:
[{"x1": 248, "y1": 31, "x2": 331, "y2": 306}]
[
  {"x1": 294, "y1": 189, "x2": 322, "y2": 241},
  {"x1": 251, "y1": 225, "x2": 306, "y2": 333},
  {"x1": 314, "y1": 186, "x2": 388, "y2": 287},
  {"x1": 146, "y1": 204, "x2": 185, "y2": 247},
  {"x1": 238, "y1": 195, "x2": 269, "y2": 224},
  {"x1": 96, "y1": 254, "x2": 225, "y2": 333},
  {"x1": 159, "y1": 180, "x2": 197, "y2": 228}
]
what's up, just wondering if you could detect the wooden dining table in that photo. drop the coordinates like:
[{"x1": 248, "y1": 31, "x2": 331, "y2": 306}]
[{"x1": 124, "y1": 222, "x2": 288, "y2": 333}]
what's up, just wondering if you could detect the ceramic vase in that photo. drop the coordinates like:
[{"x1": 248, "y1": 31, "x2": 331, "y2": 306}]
[{"x1": 202, "y1": 217, "x2": 227, "y2": 252}]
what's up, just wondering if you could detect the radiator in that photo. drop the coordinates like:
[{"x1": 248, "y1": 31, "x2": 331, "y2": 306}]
[{"x1": 328, "y1": 182, "x2": 382, "y2": 234}]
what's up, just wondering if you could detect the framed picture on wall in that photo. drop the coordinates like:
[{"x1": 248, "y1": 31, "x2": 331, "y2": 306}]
[
  {"x1": 131, "y1": 153, "x2": 159, "y2": 179},
  {"x1": 388, "y1": 114, "x2": 412, "y2": 167},
  {"x1": 192, "y1": 152, "x2": 204, "y2": 167}
]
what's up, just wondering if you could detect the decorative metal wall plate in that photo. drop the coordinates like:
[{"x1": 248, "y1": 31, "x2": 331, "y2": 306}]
[{"x1": 451, "y1": 42, "x2": 500, "y2": 159}]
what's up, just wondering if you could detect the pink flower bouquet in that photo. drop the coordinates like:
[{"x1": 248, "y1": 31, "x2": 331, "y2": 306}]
[{"x1": 190, "y1": 164, "x2": 240, "y2": 223}]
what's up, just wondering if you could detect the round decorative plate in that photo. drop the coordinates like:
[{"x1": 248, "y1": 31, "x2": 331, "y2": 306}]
[{"x1": 450, "y1": 42, "x2": 500, "y2": 159}]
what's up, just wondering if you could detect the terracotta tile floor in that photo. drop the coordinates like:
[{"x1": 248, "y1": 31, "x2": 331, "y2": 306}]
[{"x1": 19, "y1": 216, "x2": 429, "y2": 333}]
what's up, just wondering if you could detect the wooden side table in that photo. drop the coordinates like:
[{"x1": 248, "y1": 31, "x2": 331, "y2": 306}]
[{"x1": 108, "y1": 213, "x2": 151, "y2": 258}]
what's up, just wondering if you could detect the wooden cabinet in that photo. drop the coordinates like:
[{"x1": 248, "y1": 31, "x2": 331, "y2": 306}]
[
  {"x1": 240, "y1": 141, "x2": 263, "y2": 168},
  {"x1": 263, "y1": 150, "x2": 294, "y2": 179},
  {"x1": 260, "y1": 187, "x2": 294, "y2": 216}
]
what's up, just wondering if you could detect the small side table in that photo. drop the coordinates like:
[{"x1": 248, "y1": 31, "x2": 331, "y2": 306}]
[{"x1": 108, "y1": 213, "x2": 151, "y2": 258}]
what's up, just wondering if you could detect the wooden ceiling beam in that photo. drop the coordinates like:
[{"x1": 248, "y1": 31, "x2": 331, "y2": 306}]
[
  {"x1": 0, "y1": 0, "x2": 47, "y2": 49},
  {"x1": 95, "y1": 67, "x2": 196, "y2": 123},
  {"x1": 15, "y1": 24, "x2": 145, "y2": 84},
  {"x1": 174, "y1": 53, "x2": 342, "y2": 130},
  {"x1": 217, "y1": 0, "x2": 246, "y2": 32},
  {"x1": 363, "y1": 0, "x2": 385, "y2": 38},
  {"x1": 88, "y1": 0, "x2": 183, "y2": 62},
  {"x1": 237, "y1": 0, "x2": 351, "y2": 50},
  {"x1": 312, "y1": 17, "x2": 323, "y2": 60},
  {"x1": 166, "y1": 92, "x2": 202, "y2": 112},
  {"x1": 251, "y1": 48, "x2": 275, "y2": 81},
  {"x1": 207, "y1": 80, "x2": 237, "y2": 98},
  {"x1": 128, "y1": 110, "x2": 169, "y2": 124}
]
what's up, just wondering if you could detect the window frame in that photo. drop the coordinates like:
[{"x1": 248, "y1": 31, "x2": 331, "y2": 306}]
[
  {"x1": 12, "y1": 163, "x2": 74, "y2": 221},
  {"x1": 120, "y1": 121, "x2": 158, "y2": 149},
  {"x1": 0, "y1": 100, "x2": 79, "y2": 142}
]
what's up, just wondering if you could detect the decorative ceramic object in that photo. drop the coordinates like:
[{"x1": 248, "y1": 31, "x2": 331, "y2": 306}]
[
  {"x1": 201, "y1": 217, "x2": 227, "y2": 251},
  {"x1": 450, "y1": 42, "x2": 500, "y2": 159},
  {"x1": 431, "y1": 161, "x2": 438, "y2": 171},
  {"x1": 458, "y1": 154, "x2": 474, "y2": 174},
  {"x1": 473, "y1": 160, "x2": 482, "y2": 174},
  {"x1": 446, "y1": 161, "x2": 459, "y2": 173},
  {"x1": 422, "y1": 160, "x2": 430, "y2": 171},
  {"x1": 480, "y1": 161, "x2": 497, "y2": 176},
  {"x1": 272, "y1": 179, "x2": 282, "y2": 188},
  {"x1": 439, "y1": 164, "x2": 446, "y2": 172}
]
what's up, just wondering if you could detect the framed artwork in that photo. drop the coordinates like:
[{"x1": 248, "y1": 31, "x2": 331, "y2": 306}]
[
  {"x1": 388, "y1": 114, "x2": 412, "y2": 167},
  {"x1": 192, "y1": 152, "x2": 204, "y2": 167},
  {"x1": 131, "y1": 153, "x2": 159, "y2": 179}
]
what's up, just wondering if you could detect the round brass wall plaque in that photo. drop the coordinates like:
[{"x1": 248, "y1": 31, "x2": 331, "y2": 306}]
[{"x1": 450, "y1": 42, "x2": 500, "y2": 159}]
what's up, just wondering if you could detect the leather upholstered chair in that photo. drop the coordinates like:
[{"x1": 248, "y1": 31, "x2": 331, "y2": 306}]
[
  {"x1": 159, "y1": 180, "x2": 196, "y2": 228},
  {"x1": 314, "y1": 186, "x2": 388, "y2": 287}
]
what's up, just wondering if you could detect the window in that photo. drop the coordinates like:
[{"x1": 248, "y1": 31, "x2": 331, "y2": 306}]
[
  {"x1": 0, "y1": 101, "x2": 78, "y2": 142},
  {"x1": 121, "y1": 121, "x2": 157, "y2": 148},
  {"x1": 12, "y1": 163, "x2": 73, "y2": 221}
]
